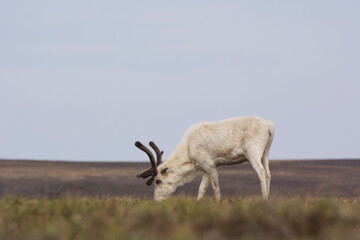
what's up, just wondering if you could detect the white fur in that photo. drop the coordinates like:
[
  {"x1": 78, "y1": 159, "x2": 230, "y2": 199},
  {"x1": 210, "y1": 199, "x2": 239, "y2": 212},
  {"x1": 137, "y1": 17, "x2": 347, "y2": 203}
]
[{"x1": 153, "y1": 116, "x2": 275, "y2": 201}]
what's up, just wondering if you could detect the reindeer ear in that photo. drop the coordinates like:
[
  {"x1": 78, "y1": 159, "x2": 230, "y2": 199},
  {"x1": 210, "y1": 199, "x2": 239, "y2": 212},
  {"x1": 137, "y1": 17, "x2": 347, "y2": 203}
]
[{"x1": 161, "y1": 167, "x2": 169, "y2": 175}]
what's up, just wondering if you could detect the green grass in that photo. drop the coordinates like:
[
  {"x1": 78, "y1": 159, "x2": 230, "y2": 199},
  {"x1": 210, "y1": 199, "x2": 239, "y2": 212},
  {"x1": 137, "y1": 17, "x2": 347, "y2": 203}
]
[{"x1": 0, "y1": 196, "x2": 359, "y2": 240}]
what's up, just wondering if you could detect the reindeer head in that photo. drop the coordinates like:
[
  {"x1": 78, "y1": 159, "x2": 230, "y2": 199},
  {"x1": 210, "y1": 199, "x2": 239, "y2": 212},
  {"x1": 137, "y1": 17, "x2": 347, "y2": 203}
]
[{"x1": 135, "y1": 141, "x2": 177, "y2": 201}]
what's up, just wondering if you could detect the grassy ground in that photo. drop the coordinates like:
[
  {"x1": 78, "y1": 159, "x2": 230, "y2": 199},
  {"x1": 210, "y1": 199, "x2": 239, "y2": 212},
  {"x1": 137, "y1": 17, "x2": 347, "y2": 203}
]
[{"x1": 0, "y1": 196, "x2": 359, "y2": 240}]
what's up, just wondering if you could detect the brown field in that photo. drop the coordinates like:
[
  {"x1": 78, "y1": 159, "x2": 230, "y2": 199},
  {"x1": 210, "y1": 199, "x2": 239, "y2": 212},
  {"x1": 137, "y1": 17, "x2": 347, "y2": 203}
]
[{"x1": 0, "y1": 159, "x2": 359, "y2": 199}]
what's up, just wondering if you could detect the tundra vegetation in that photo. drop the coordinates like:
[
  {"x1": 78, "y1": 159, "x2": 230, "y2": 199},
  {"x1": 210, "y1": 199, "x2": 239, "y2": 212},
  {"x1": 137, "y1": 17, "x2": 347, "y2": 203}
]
[{"x1": 0, "y1": 196, "x2": 359, "y2": 240}]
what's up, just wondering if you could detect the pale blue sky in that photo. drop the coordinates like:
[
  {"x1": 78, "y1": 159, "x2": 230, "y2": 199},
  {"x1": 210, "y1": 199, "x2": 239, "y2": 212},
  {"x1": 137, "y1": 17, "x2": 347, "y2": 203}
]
[{"x1": 1, "y1": 1, "x2": 359, "y2": 161}]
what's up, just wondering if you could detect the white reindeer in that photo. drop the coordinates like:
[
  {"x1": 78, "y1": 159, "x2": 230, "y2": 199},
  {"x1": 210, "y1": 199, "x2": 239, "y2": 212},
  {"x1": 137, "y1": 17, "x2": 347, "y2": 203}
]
[{"x1": 135, "y1": 116, "x2": 275, "y2": 201}]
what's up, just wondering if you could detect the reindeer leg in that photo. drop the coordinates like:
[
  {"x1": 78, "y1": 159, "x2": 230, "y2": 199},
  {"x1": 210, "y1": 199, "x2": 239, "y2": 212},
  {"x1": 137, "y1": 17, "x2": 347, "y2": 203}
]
[
  {"x1": 262, "y1": 151, "x2": 271, "y2": 197},
  {"x1": 197, "y1": 173, "x2": 209, "y2": 200},
  {"x1": 207, "y1": 168, "x2": 221, "y2": 201},
  {"x1": 246, "y1": 149, "x2": 268, "y2": 200}
]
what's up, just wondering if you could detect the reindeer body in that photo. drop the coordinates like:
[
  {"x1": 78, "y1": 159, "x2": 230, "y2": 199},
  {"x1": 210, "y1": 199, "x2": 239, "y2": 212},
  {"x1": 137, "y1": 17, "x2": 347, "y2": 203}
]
[{"x1": 136, "y1": 116, "x2": 275, "y2": 201}]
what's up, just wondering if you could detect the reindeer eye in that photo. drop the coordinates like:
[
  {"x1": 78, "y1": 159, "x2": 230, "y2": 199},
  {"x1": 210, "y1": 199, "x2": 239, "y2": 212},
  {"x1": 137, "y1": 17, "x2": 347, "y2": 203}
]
[
  {"x1": 155, "y1": 179, "x2": 162, "y2": 185},
  {"x1": 161, "y1": 167, "x2": 169, "y2": 175}
]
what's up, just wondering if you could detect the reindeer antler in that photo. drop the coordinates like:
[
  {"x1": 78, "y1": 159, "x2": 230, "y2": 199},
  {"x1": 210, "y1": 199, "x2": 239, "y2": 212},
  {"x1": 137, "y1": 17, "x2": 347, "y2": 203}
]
[
  {"x1": 135, "y1": 141, "x2": 163, "y2": 186},
  {"x1": 149, "y1": 141, "x2": 164, "y2": 166}
]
